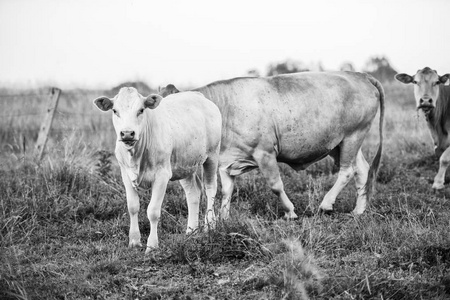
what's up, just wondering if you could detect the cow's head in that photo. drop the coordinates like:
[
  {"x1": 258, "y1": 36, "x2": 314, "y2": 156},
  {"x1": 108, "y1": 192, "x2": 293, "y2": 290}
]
[
  {"x1": 159, "y1": 84, "x2": 180, "y2": 97},
  {"x1": 395, "y1": 67, "x2": 450, "y2": 112},
  {"x1": 93, "y1": 87, "x2": 163, "y2": 149}
]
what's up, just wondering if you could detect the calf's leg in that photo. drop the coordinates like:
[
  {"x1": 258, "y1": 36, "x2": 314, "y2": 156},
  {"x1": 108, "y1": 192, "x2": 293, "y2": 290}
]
[
  {"x1": 202, "y1": 156, "x2": 219, "y2": 229},
  {"x1": 146, "y1": 172, "x2": 170, "y2": 253},
  {"x1": 120, "y1": 168, "x2": 142, "y2": 248},
  {"x1": 179, "y1": 173, "x2": 202, "y2": 233}
]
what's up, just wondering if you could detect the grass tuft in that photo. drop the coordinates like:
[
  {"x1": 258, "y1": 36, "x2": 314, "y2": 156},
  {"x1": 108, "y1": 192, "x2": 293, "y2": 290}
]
[
  {"x1": 242, "y1": 238, "x2": 323, "y2": 300},
  {"x1": 166, "y1": 215, "x2": 272, "y2": 264}
]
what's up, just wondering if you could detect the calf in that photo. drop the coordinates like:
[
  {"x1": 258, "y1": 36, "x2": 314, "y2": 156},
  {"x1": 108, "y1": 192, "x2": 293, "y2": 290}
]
[{"x1": 94, "y1": 87, "x2": 222, "y2": 253}]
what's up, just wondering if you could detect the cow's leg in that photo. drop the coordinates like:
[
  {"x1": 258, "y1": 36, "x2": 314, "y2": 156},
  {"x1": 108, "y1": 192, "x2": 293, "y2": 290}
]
[
  {"x1": 353, "y1": 149, "x2": 370, "y2": 214},
  {"x1": 120, "y1": 168, "x2": 142, "y2": 248},
  {"x1": 319, "y1": 165, "x2": 355, "y2": 212},
  {"x1": 319, "y1": 133, "x2": 365, "y2": 213},
  {"x1": 328, "y1": 146, "x2": 340, "y2": 171},
  {"x1": 179, "y1": 173, "x2": 201, "y2": 233},
  {"x1": 219, "y1": 167, "x2": 235, "y2": 220},
  {"x1": 432, "y1": 146, "x2": 450, "y2": 190},
  {"x1": 254, "y1": 150, "x2": 298, "y2": 219},
  {"x1": 202, "y1": 156, "x2": 219, "y2": 229},
  {"x1": 146, "y1": 172, "x2": 170, "y2": 253}
]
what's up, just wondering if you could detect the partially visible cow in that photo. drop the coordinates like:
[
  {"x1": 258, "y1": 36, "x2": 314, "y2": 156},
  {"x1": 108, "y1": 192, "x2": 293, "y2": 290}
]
[
  {"x1": 396, "y1": 67, "x2": 450, "y2": 189},
  {"x1": 161, "y1": 71, "x2": 384, "y2": 217},
  {"x1": 93, "y1": 87, "x2": 222, "y2": 253}
]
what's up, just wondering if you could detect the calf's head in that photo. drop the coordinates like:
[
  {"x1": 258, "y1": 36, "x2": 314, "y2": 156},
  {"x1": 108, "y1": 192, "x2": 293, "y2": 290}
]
[
  {"x1": 93, "y1": 87, "x2": 163, "y2": 149},
  {"x1": 395, "y1": 67, "x2": 449, "y2": 112}
]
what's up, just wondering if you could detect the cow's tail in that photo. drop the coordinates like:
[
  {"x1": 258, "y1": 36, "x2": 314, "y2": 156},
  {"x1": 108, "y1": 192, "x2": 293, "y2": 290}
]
[{"x1": 365, "y1": 75, "x2": 385, "y2": 203}]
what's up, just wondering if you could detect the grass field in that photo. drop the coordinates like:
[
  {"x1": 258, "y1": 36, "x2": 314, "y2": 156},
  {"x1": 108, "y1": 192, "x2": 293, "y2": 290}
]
[{"x1": 1, "y1": 82, "x2": 450, "y2": 299}]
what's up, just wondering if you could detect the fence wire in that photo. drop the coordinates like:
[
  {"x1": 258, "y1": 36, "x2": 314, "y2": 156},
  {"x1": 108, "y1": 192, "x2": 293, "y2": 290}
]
[{"x1": 0, "y1": 88, "x2": 115, "y2": 151}]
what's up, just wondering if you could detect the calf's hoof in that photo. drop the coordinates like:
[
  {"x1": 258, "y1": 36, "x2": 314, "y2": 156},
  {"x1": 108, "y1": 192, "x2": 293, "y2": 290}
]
[
  {"x1": 284, "y1": 211, "x2": 298, "y2": 220},
  {"x1": 432, "y1": 182, "x2": 445, "y2": 190},
  {"x1": 203, "y1": 220, "x2": 217, "y2": 232},
  {"x1": 186, "y1": 227, "x2": 199, "y2": 235},
  {"x1": 204, "y1": 210, "x2": 217, "y2": 231},
  {"x1": 129, "y1": 240, "x2": 143, "y2": 248},
  {"x1": 145, "y1": 246, "x2": 157, "y2": 255}
]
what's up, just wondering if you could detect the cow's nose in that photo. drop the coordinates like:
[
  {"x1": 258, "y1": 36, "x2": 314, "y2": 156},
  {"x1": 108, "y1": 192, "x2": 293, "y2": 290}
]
[
  {"x1": 420, "y1": 98, "x2": 433, "y2": 105},
  {"x1": 120, "y1": 131, "x2": 135, "y2": 140}
]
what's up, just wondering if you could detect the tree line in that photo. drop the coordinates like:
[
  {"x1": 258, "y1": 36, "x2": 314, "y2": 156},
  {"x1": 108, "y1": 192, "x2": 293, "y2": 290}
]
[{"x1": 249, "y1": 55, "x2": 397, "y2": 83}]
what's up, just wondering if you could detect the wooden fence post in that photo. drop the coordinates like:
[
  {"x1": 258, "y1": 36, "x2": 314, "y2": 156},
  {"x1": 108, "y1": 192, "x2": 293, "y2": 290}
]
[{"x1": 35, "y1": 87, "x2": 61, "y2": 160}]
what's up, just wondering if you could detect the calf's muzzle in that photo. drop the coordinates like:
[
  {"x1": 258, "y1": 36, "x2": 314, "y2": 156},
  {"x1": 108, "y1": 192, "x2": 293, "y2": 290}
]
[{"x1": 120, "y1": 130, "x2": 135, "y2": 141}]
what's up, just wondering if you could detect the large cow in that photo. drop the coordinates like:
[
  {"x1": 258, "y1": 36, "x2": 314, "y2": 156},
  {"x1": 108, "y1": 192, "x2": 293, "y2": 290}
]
[
  {"x1": 395, "y1": 67, "x2": 450, "y2": 189},
  {"x1": 93, "y1": 88, "x2": 222, "y2": 253},
  {"x1": 160, "y1": 71, "x2": 384, "y2": 218}
]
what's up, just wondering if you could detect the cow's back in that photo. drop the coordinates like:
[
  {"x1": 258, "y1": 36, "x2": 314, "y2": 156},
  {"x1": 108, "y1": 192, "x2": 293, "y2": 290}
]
[{"x1": 195, "y1": 72, "x2": 380, "y2": 172}]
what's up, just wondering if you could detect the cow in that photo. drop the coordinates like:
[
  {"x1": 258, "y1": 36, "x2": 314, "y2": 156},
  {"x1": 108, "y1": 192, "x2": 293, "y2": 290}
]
[
  {"x1": 93, "y1": 87, "x2": 222, "y2": 253},
  {"x1": 395, "y1": 67, "x2": 450, "y2": 189},
  {"x1": 160, "y1": 71, "x2": 384, "y2": 218}
]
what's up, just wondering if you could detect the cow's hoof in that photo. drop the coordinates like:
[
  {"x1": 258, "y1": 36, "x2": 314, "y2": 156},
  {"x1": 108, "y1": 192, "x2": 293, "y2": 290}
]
[
  {"x1": 318, "y1": 204, "x2": 333, "y2": 214},
  {"x1": 318, "y1": 208, "x2": 334, "y2": 215},
  {"x1": 351, "y1": 208, "x2": 365, "y2": 216}
]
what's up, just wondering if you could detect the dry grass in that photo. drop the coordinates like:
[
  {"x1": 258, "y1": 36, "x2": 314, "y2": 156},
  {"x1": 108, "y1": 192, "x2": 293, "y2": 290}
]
[{"x1": 1, "y1": 83, "x2": 450, "y2": 299}]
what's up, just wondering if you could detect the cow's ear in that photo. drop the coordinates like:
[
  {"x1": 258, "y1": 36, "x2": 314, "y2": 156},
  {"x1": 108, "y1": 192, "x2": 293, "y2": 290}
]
[
  {"x1": 439, "y1": 73, "x2": 450, "y2": 84},
  {"x1": 395, "y1": 73, "x2": 414, "y2": 84},
  {"x1": 93, "y1": 96, "x2": 114, "y2": 111},
  {"x1": 159, "y1": 84, "x2": 180, "y2": 97},
  {"x1": 144, "y1": 94, "x2": 163, "y2": 109}
]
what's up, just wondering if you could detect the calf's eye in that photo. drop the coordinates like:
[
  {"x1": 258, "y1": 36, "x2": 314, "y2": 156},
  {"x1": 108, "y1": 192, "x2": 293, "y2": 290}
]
[
  {"x1": 112, "y1": 109, "x2": 119, "y2": 116},
  {"x1": 412, "y1": 80, "x2": 417, "y2": 84},
  {"x1": 137, "y1": 108, "x2": 145, "y2": 116}
]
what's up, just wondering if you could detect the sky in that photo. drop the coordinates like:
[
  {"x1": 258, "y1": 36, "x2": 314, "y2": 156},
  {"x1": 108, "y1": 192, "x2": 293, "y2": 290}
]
[{"x1": 1, "y1": 0, "x2": 449, "y2": 90}]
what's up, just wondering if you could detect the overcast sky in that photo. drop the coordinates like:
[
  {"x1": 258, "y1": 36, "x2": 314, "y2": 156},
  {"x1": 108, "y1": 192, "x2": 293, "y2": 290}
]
[{"x1": 1, "y1": 0, "x2": 449, "y2": 89}]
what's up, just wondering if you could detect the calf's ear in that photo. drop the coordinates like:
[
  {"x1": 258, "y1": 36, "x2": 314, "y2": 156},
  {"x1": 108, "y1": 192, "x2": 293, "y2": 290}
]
[
  {"x1": 439, "y1": 73, "x2": 450, "y2": 84},
  {"x1": 93, "y1": 96, "x2": 114, "y2": 111},
  {"x1": 144, "y1": 94, "x2": 163, "y2": 109},
  {"x1": 395, "y1": 73, "x2": 414, "y2": 84}
]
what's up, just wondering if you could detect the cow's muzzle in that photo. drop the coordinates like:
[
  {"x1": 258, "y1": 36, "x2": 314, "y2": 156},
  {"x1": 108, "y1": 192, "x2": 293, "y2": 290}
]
[
  {"x1": 417, "y1": 104, "x2": 434, "y2": 113},
  {"x1": 418, "y1": 98, "x2": 434, "y2": 112}
]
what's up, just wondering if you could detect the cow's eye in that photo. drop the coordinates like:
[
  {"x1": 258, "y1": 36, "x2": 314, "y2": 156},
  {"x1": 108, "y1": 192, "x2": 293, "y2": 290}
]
[
  {"x1": 412, "y1": 80, "x2": 418, "y2": 84},
  {"x1": 112, "y1": 109, "x2": 119, "y2": 117},
  {"x1": 137, "y1": 108, "x2": 145, "y2": 116},
  {"x1": 434, "y1": 81, "x2": 441, "y2": 86}
]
